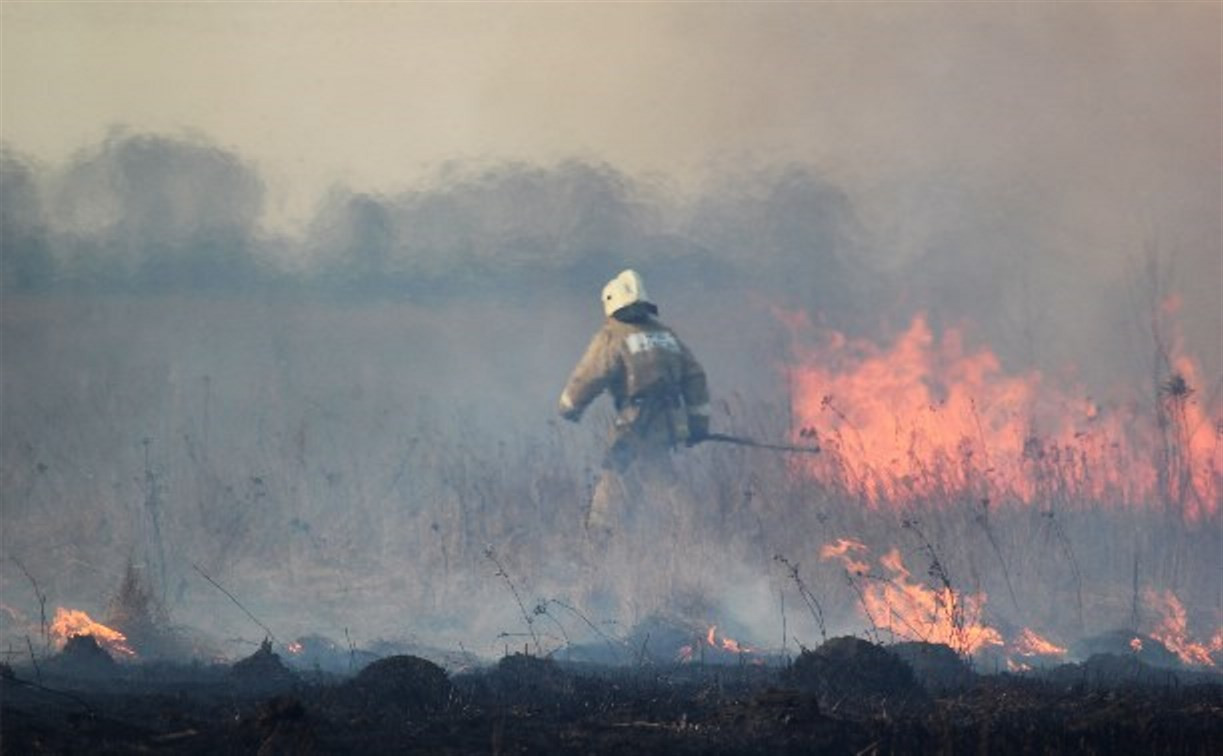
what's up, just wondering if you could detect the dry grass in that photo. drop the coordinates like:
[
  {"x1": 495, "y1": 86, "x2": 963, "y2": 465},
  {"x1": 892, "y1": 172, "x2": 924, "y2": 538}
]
[{"x1": 1, "y1": 294, "x2": 1218, "y2": 664}]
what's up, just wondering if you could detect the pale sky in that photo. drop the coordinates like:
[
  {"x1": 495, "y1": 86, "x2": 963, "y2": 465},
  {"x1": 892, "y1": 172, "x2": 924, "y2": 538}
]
[{"x1": 2, "y1": 1, "x2": 1220, "y2": 244}]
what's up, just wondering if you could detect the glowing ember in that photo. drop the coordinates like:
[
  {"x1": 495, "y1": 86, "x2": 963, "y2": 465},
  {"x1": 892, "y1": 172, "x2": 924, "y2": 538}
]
[
  {"x1": 785, "y1": 311, "x2": 1219, "y2": 520},
  {"x1": 676, "y1": 626, "x2": 755, "y2": 662},
  {"x1": 822, "y1": 541, "x2": 1003, "y2": 655},
  {"x1": 1145, "y1": 589, "x2": 1219, "y2": 667},
  {"x1": 287, "y1": 641, "x2": 304, "y2": 654},
  {"x1": 706, "y1": 625, "x2": 752, "y2": 654},
  {"x1": 1130, "y1": 637, "x2": 1144, "y2": 654},
  {"x1": 1011, "y1": 628, "x2": 1066, "y2": 657},
  {"x1": 49, "y1": 607, "x2": 136, "y2": 659},
  {"x1": 721, "y1": 637, "x2": 748, "y2": 654}
]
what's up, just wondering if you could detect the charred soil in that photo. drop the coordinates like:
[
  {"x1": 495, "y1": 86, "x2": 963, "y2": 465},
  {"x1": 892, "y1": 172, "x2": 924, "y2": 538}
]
[{"x1": 2, "y1": 643, "x2": 1221, "y2": 755}]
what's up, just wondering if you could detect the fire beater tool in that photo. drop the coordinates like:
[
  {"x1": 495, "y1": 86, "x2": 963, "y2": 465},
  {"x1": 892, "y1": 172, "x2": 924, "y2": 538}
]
[{"x1": 702, "y1": 432, "x2": 821, "y2": 455}]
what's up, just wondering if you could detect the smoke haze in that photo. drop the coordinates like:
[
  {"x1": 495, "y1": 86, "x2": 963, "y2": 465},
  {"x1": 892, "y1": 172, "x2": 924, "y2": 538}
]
[
  {"x1": 1, "y1": 2, "x2": 1219, "y2": 661},
  {"x1": 3, "y1": 129, "x2": 1217, "y2": 383}
]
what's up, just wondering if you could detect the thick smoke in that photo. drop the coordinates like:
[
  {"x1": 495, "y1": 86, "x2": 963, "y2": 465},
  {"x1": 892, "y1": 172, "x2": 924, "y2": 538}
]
[
  {"x1": 7, "y1": 132, "x2": 1217, "y2": 380},
  {"x1": 19, "y1": 132, "x2": 265, "y2": 290},
  {"x1": 1, "y1": 131, "x2": 1219, "y2": 660},
  {"x1": 0, "y1": 149, "x2": 52, "y2": 289}
]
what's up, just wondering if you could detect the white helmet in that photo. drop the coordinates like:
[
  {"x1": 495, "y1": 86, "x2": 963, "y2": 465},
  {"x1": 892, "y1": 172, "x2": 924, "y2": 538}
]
[{"x1": 601, "y1": 269, "x2": 652, "y2": 317}]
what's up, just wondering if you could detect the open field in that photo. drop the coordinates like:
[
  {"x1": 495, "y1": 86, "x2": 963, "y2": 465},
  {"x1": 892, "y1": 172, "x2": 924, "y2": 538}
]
[{"x1": 2, "y1": 294, "x2": 1218, "y2": 670}]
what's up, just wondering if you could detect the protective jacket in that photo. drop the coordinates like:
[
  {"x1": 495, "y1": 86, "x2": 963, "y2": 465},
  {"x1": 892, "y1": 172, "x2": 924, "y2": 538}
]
[{"x1": 559, "y1": 312, "x2": 709, "y2": 469}]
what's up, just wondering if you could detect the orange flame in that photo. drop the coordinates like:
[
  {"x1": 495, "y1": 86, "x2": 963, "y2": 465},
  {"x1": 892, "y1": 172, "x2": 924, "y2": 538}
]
[
  {"x1": 1011, "y1": 627, "x2": 1066, "y2": 657},
  {"x1": 49, "y1": 607, "x2": 136, "y2": 659},
  {"x1": 818, "y1": 538, "x2": 871, "y2": 575},
  {"x1": 677, "y1": 626, "x2": 755, "y2": 662},
  {"x1": 706, "y1": 625, "x2": 752, "y2": 654},
  {"x1": 1144, "y1": 589, "x2": 1219, "y2": 667},
  {"x1": 821, "y1": 541, "x2": 1003, "y2": 655},
  {"x1": 786, "y1": 312, "x2": 1219, "y2": 520}
]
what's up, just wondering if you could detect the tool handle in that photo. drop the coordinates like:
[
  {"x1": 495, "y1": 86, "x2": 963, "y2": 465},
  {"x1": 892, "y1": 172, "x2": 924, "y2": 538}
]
[{"x1": 704, "y1": 432, "x2": 821, "y2": 454}]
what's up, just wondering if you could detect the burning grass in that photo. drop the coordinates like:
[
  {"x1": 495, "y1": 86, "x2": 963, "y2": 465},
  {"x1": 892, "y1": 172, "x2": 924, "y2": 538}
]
[
  {"x1": 3, "y1": 392, "x2": 1218, "y2": 679},
  {"x1": 1, "y1": 294, "x2": 1220, "y2": 754},
  {"x1": 783, "y1": 310, "x2": 1220, "y2": 520},
  {"x1": 3, "y1": 387, "x2": 1219, "y2": 677}
]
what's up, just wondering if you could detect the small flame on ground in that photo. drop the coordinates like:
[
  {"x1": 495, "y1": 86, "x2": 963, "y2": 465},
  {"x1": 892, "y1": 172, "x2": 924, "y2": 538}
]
[
  {"x1": 1145, "y1": 589, "x2": 1220, "y2": 667},
  {"x1": 1012, "y1": 627, "x2": 1066, "y2": 657},
  {"x1": 49, "y1": 607, "x2": 136, "y2": 659},
  {"x1": 822, "y1": 541, "x2": 1003, "y2": 655},
  {"x1": 287, "y1": 641, "x2": 304, "y2": 654},
  {"x1": 707, "y1": 625, "x2": 752, "y2": 654},
  {"x1": 1130, "y1": 637, "x2": 1144, "y2": 654},
  {"x1": 676, "y1": 626, "x2": 754, "y2": 663}
]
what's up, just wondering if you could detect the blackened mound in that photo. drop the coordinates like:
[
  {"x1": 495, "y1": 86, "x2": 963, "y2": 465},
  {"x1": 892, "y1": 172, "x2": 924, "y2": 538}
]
[
  {"x1": 348, "y1": 654, "x2": 451, "y2": 714},
  {"x1": 62, "y1": 634, "x2": 116, "y2": 663},
  {"x1": 231, "y1": 639, "x2": 298, "y2": 692},
  {"x1": 488, "y1": 653, "x2": 573, "y2": 700},
  {"x1": 1040, "y1": 653, "x2": 1200, "y2": 689},
  {"x1": 45, "y1": 634, "x2": 119, "y2": 679},
  {"x1": 1071, "y1": 630, "x2": 1182, "y2": 669},
  {"x1": 890, "y1": 641, "x2": 975, "y2": 693},
  {"x1": 786, "y1": 636, "x2": 928, "y2": 714}
]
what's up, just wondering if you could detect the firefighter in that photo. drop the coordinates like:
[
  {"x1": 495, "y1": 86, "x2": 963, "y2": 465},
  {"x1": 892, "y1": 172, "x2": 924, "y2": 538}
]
[{"x1": 558, "y1": 269, "x2": 710, "y2": 544}]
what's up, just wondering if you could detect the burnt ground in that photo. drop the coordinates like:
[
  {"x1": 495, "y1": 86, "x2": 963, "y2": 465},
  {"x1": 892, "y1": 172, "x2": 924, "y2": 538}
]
[{"x1": 2, "y1": 637, "x2": 1221, "y2": 755}]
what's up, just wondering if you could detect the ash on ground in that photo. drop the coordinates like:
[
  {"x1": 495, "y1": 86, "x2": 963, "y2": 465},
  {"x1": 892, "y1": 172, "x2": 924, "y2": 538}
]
[{"x1": 4, "y1": 631, "x2": 1220, "y2": 754}]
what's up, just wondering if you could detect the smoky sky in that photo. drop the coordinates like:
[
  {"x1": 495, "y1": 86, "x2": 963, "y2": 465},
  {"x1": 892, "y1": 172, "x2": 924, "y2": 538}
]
[
  {"x1": 4, "y1": 2, "x2": 1218, "y2": 388},
  {"x1": 2, "y1": 4, "x2": 1220, "y2": 654},
  {"x1": 1, "y1": 127, "x2": 1219, "y2": 398},
  {"x1": 3, "y1": 4, "x2": 1218, "y2": 232}
]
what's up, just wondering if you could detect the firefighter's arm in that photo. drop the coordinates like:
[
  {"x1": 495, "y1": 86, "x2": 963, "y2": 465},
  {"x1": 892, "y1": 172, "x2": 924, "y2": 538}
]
[
  {"x1": 680, "y1": 346, "x2": 711, "y2": 444},
  {"x1": 558, "y1": 329, "x2": 617, "y2": 422}
]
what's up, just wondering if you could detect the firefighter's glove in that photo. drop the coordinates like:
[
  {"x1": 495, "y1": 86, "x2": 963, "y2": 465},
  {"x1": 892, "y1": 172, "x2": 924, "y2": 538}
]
[
  {"x1": 560, "y1": 406, "x2": 582, "y2": 423},
  {"x1": 686, "y1": 416, "x2": 709, "y2": 447}
]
